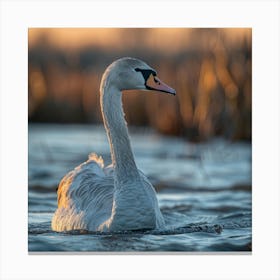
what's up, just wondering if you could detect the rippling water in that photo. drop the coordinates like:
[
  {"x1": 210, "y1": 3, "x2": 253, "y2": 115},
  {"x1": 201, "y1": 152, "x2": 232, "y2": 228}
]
[{"x1": 28, "y1": 124, "x2": 252, "y2": 252}]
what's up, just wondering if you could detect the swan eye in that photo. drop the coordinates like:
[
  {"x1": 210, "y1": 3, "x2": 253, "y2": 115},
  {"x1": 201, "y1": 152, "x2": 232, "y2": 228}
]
[{"x1": 135, "y1": 68, "x2": 157, "y2": 82}]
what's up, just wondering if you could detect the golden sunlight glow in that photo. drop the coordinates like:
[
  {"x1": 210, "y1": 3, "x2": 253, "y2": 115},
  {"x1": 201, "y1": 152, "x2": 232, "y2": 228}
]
[
  {"x1": 28, "y1": 28, "x2": 251, "y2": 140},
  {"x1": 29, "y1": 28, "x2": 250, "y2": 53}
]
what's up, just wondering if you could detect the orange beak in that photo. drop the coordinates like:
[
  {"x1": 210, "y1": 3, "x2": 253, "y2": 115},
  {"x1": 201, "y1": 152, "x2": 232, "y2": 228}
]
[{"x1": 145, "y1": 74, "x2": 176, "y2": 95}]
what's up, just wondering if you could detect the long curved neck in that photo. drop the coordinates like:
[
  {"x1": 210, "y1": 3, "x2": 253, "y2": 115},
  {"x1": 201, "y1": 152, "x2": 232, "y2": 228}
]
[{"x1": 100, "y1": 83, "x2": 140, "y2": 185}]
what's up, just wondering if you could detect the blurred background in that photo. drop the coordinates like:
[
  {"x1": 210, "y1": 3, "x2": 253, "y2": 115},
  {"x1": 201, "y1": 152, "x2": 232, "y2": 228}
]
[{"x1": 28, "y1": 28, "x2": 251, "y2": 141}]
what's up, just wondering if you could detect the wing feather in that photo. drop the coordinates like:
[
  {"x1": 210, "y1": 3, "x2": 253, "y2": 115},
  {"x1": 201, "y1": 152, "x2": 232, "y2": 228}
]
[{"x1": 53, "y1": 154, "x2": 114, "y2": 231}]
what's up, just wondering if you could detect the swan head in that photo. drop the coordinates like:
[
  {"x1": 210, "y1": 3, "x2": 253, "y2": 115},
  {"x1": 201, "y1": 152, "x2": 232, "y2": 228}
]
[{"x1": 100, "y1": 57, "x2": 176, "y2": 95}]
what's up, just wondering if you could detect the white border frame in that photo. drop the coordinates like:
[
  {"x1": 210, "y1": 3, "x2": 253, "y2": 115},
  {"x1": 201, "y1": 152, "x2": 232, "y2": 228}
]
[{"x1": 1, "y1": 0, "x2": 279, "y2": 279}]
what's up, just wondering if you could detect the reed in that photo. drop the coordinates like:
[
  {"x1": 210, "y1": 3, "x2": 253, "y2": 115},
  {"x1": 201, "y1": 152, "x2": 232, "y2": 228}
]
[{"x1": 28, "y1": 28, "x2": 251, "y2": 141}]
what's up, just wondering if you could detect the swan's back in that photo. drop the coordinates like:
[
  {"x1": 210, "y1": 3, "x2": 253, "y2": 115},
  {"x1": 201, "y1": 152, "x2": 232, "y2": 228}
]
[{"x1": 52, "y1": 154, "x2": 114, "y2": 231}]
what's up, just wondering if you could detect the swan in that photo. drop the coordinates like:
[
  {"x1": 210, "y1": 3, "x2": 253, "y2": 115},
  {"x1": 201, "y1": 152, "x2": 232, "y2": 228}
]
[{"x1": 51, "y1": 57, "x2": 176, "y2": 232}]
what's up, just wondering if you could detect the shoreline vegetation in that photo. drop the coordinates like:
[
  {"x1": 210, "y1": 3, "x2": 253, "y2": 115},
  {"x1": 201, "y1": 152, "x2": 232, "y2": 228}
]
[{"x1": 28, "y1": 28, "x2": 251, "y2": 142}]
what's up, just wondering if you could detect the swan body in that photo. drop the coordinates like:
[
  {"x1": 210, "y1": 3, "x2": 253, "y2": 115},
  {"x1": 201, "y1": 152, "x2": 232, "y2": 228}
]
[{"x1": 51, "y1": 57, "x2": 176, "y2": 232}]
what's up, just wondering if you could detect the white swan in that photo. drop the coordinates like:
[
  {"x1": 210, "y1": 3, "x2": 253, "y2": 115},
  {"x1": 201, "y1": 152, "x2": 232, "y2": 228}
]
[{"x1": 51, "y1": 57, "x2": 176, "y2": 232}]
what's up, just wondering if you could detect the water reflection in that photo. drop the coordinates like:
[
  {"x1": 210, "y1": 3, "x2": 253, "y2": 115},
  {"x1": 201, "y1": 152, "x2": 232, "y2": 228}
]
[{"x1": 28, "y1": 124, "x2": 251, "y2": 252}]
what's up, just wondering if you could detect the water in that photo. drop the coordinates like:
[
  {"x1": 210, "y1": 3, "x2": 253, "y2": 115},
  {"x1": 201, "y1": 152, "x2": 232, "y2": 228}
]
[{"x1": 28, "y1": 124, "x2": 252, "y2": 252}]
